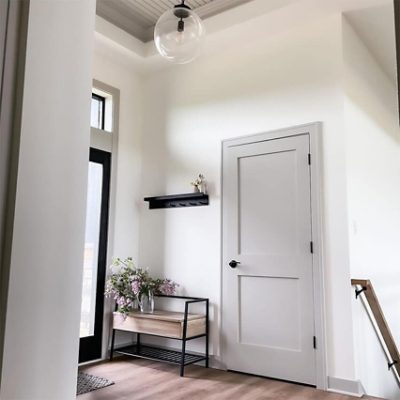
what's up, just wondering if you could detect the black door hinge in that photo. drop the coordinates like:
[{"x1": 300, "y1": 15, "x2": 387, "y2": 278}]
[
  {"x1": 308, "y1": 153, "x2": 311, "y2": 165},
  {"x1": 313, "y1": 336, "x2": 317, "y2": 349},
  {"x1": 310, "y1": 241, "x2": 314, "y2": 254}
]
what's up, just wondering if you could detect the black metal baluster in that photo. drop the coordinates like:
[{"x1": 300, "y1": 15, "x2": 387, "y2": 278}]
[
  {"x1": 110, "y1": 329, "x2": 115, "y2": 361},
  {"x1": 180, "y1": 301, "x2": 189, "y2": 377},
  {"x1": 205, "y1": 299, "x2": 209, "y2": 368}
]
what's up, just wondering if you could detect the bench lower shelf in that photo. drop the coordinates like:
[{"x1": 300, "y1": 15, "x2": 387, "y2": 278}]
[{"x1": 115, "y1": 344, "x2": 207, "y2": 366}]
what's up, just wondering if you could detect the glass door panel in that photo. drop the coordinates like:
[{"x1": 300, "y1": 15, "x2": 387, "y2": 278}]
[
  {"x1": 79, "y1": 148, "x2": 111, "y2": 363},
  {"x1": 80, "y1": 162, "x2": 103, "y2": 338}
]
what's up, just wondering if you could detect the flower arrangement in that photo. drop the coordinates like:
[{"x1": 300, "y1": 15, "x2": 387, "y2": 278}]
[
  {"x1": 190, "y1": 174, "x2": 206, "y2": 193},
  {"x1": 105, "y1": 257, "x2": 179, "y2": 315}
]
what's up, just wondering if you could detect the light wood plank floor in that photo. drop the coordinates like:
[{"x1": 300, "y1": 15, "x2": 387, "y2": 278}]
[{"x1": 79, "y1": 358, "x2": 383, "y2": 400}]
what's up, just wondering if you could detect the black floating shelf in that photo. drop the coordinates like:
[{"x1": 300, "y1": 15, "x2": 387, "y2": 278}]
[{"x1": 144, "y1": 193, "x2": 209, "y2": 209}]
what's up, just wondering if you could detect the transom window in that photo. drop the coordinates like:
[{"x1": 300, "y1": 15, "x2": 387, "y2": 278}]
[{"x1": 90, "y1": 93, "x2": 105, "y2": 130}]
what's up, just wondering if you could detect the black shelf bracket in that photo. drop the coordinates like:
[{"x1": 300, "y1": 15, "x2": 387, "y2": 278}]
[
  {"x1": 355, "y1": 286, "x2": 367, "y2": 299},
  {"x1": 389, "y1": 360, "x2": 398, "y2": 370},
  {"x1": 144, "y1": 193, "x2": 209, "y2": 209}
]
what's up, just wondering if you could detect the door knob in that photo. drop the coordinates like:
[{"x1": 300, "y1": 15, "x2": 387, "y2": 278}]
[{"x1": 229, "y1": 260, "x2": 240, "y2": 268}]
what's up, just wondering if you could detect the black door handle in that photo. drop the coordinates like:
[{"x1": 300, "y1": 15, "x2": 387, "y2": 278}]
[{"x1": 229, "y1": 260, "x2": 240, "y2": 268}]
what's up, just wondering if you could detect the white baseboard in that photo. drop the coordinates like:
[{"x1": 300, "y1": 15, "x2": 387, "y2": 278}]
[{"x1": 327, "y1": 377, "x2": 364, "y2": 397}]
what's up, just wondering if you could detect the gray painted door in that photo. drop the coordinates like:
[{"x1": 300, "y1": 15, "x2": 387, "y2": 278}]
[{"x1": 222, "y1": 133, "x2": 316, "y2": 385}]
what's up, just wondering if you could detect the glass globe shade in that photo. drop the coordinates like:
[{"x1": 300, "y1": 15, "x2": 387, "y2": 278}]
[{"x1": 154, "y1": 7, "x2": 205, "y2": 64}]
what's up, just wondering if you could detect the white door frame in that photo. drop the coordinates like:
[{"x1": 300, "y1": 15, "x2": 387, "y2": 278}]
[
  {"x1": 221, "y1": 122, "x2": 327, "y2": 390},
  {"x1": 90, "y1": 79, "x2": 120, "y2": 362}
]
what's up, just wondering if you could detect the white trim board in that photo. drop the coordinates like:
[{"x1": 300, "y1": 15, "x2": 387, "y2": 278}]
[
  {"x1": 220, "y1": 122, "x2": 327, "y2": 390},
  {"x1": 91, "y1": 79, "x2": 120, "y2": 361},
  {"x1": 327, "y1": 377, "x2": 364, "y2": 397}
]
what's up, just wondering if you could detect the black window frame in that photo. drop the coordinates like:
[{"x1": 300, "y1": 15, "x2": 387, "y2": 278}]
[{"x1": 91, "y1": 93, "x2": 106, "y2": 131}]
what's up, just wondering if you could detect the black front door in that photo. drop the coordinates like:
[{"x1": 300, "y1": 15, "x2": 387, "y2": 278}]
[{"x1": 79, "y1": 148, "x2": 111, "y2": 363}]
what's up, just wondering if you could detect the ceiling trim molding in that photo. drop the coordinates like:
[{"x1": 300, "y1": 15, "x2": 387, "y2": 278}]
[
  {"x1": 95, "y1": 0, "x2": 393, "y2": 75},
  {"x1": 195, "y1": 0, "x2": 253, "y2": 18},
  {"x1": 95, "y1": 16, "x2": 147, "y2": 58},
  {"x1": 97, "y1": 0, "x2": 255, "y2": 43}
]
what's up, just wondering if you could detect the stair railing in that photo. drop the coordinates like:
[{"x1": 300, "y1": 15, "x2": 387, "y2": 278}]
[{"x1": 352, "y1": 279, "x2": 400, "y2": 385}]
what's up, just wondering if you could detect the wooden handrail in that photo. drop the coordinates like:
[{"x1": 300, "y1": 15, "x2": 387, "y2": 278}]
[{"x1": 352, "y1": 279, "x2": 400, "y2": 377}]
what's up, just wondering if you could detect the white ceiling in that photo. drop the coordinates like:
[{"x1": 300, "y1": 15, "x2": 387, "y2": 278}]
[
  {"x1": 96, "y1": 0, "x2": 253, "y2": 42},
  {"x1": 345, "y1": 3, "x2": 397, "y2": 84}
]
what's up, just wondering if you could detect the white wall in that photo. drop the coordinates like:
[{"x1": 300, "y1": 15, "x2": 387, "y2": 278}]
[
  {"x1": 343, "y1": 16, "x2": 400, "y2": 399},
  {"x1": 138, "y1": 10, "x2": 357, "y2": 382},
  {"x1": 94, "y1": 1, "x2": 400, "y2": 395},
  {"x1": 0, "y1": 1, "x2": 96, "y2": 399},
  {"x1": 93, "y1": 48, "x2": 143, "y2": 264},
  {"x1": 92, "y1": 42, "x2": 144, "y2": 352}
]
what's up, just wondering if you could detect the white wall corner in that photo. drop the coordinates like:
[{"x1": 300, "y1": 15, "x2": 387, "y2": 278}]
[
  {"x1": 327, "y1": 376, "x2": 364, "y2": 397},
  {"x1": 209, "y1": 356, "x2": 226, "y2": 370}
]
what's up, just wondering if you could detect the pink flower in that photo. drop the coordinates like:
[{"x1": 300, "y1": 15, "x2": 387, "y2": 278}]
[
  {"x1": 117, "y1": 296, "x2": 126, "y2": 306},
  {"x1": 159, "y1": 279, "x2": 178, "y2": 296},
  {"x1": 131, "y1": 280, "x2": 141, "y2": 296}
]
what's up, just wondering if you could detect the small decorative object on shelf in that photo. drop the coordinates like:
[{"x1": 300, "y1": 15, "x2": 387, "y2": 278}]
[
  {"x1": 191, "y1": 173, "x2": 206, "y2": 194},
  {"x1": 105, "y1": 257, "x2": 179, "y2": 315}
]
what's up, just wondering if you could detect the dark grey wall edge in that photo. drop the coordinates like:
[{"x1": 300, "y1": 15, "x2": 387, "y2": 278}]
[
  {"x1": 395, "y1": 0, "x2": 400, "y2": 122},
  {"x1": 0, "y1": 0, "x2": 30, "y2": 383}
]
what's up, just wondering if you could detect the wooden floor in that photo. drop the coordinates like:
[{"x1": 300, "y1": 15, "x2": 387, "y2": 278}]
[{"x1": 79, "y1": 357, "x2": 383, "y2": 400}]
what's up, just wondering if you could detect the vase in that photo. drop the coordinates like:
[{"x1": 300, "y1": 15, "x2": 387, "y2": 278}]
[
  {"x1": 139, "y1": 291, "x2": 154, "y2": 313},
  {"x1": 199, "y1": 182, "x2": 207, "y2": 194}
]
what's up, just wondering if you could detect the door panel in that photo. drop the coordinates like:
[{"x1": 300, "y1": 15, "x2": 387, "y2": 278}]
[
  {"x1": 238, "y1": 275, "x2": 301, "y2": 351},
  {"x1": 239, "y1": 150, "x2": 297, "y2": 255},
  {"x1": 223, "y1": 134, "x2": 316, "y2": 385}
]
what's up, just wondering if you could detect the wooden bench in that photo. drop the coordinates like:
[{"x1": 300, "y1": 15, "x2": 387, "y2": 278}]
[{"x1": 109, "y1": 295, "x2": 209, "y2": 376}]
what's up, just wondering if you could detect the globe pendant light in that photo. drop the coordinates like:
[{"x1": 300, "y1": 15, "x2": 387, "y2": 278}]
[{"x1": 154, "y1": 0, "x2": 205, "y2": 64}]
